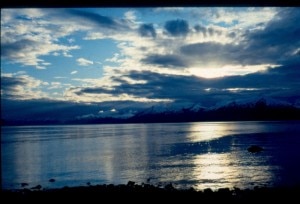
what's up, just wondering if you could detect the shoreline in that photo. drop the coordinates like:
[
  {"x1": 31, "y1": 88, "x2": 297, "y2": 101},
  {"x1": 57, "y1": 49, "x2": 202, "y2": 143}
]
[{"x1": 2, "y1": 182, "x2": 300, "y2": 201}]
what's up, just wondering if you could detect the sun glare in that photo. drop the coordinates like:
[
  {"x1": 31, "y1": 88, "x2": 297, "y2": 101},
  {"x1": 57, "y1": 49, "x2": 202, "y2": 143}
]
[{"x1": 189, "y1": 64, "x2": 280, "y2": 78}]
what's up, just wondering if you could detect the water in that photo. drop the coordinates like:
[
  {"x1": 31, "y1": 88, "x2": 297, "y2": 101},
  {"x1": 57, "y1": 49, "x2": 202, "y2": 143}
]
[{"x1": 2, "y1": 121, "x2": 300, "y2": 190}]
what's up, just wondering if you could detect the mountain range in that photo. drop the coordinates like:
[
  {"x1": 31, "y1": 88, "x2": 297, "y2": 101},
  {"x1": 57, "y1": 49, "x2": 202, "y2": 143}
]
[{"x1": 2, "y1": 97, "x2": 300, "y2": 126}]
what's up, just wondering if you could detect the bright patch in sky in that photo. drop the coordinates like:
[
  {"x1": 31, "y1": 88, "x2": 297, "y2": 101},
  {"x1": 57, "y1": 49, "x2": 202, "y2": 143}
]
[{"x1": 189, "y1": 64, "x2": 280, "y2": 78}]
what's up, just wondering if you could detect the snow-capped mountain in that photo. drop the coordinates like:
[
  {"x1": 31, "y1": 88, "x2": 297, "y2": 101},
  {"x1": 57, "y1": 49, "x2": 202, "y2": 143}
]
[{"x1": 135, "y1": 102, "x2": 206, "y2": 116}]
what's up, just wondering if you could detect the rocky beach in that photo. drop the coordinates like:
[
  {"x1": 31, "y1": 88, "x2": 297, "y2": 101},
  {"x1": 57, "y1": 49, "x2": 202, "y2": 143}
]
[{"x1": 2, "y1": 182, "x2": 300, "y2": 202}]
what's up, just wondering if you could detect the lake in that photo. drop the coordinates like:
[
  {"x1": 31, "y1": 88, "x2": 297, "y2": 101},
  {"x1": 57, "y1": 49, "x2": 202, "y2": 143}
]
[{"x1": 2, "y1": 121, "x2": 300, "y2": 190}]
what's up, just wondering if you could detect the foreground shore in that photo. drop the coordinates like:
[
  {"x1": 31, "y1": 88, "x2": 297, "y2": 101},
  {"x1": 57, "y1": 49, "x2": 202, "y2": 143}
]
[{"x1": 2, "y1": 182, "x2": 300, "y2": 202}]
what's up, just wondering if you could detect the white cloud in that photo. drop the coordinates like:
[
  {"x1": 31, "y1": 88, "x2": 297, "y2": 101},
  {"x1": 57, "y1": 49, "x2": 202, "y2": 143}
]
[
  {"x1": 124, "y1": 11, "x2": 137, "y2": 21},
  {"x1": 208, "y1": 7, "x2": 277, "y2": 29},
  {"x1": 1, "y1": 9, "x2": 81, "y2": 69},
  {"x1": 105, "y1": 53, "x2": 125, "y2": 63},
  {"x1": 70, "y1": 70, "x2": 78, "y2": 75},
  {"x1": 15, "y1": 71, "x2": 27, "y2": 75},
  {"x1": 48, "y1": 82, "x2": 62, "y2": 90},
  {"x1": 68, "y1": 38, "x2": 75, "y2": 43},
  {"x1": 54, "y1": 76, "x2": 67, "y2": 79},
  {"x1": 154, "y1": 7, "x2": 184, "y2": 12},
  {"x1": 76, "y1": 58, "x2": 94, "y2": 66}
]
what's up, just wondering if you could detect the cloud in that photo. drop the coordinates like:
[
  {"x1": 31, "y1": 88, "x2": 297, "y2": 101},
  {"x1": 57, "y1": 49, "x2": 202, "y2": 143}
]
[
  {"x1": 194, "y1": 25, "x2": 222, "y2": 37},
  {"x1": 48, "y1": 82, "x2": 62, "y2": 90},
  {"x1": 241, "y1": 8, "x2": 300, "y2": 65},
  {"x1": 141, "y1": 54, "x2": 187, "y2": 67},
  {"x1": 2, "y1": 8, "x2": 300, "y2": 121},
  {"x1": 77, "y1": 58, "x2": 94, "y2": 66},
  {"x1": 0, "y1": 8, "x2": 131, "y2": 69},
  {"x1": 178, "y1": 8, "x2": 300, "y2": 69},
  {"x1": 1, "y1": 73, "x2": 47, "y2": 100},
  {"x1": 164, "y1": 19, "x2": 189, "y2": 36},
  {"x1": 65, "y1": 70, "x2": 212, "y2": 105},
  {"x1": 180, "y1": 42, "x2": 240, "y2": 66},
  {"x1": 124, "y1": 10, "x2": 136, "y2": 21},
  {"x1": 67, "y1": 9, "x2": 129, "y2": 30},
  {"x1": 210, "y1": 7, "x2": 277, "y2": 28},
  {"x1": 1, "y1": 39, "x2": 79, "y2": 69},
  {"x1": 1, "y1": 9, "x2": 80, "y2": 69},
  {"x1": 70, "y1": 70, "x2": 78, "y2": 75},
  {"x1": 105, "y1": 53, "x2": 124, "y2": 63},
  {"x1": 139, "y1": 24, "x2": 156, "y2": 38},
  {"x1": 65, "y1": 62, "x2": 300, "y2": 108}
]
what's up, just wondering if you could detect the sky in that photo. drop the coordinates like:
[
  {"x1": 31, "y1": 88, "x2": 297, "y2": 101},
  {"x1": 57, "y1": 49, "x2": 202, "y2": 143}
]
[{"x1": 1, "y1": 7, "x2": 300, "y2": 121}]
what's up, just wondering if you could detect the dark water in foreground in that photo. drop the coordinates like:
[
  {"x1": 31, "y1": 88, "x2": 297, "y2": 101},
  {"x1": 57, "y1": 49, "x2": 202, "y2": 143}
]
[{"x1": 2, "y1": 121, "x2": 300, "y2": 190}]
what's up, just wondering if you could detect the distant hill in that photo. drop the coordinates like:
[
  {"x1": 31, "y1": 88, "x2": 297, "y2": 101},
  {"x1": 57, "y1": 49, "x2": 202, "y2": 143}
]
[
  {"x1": 127, "y1": 98, "x2": 300, "y2": 123},
  {"x1": 2, "y1": 97, "x2": 300, "y2": 126}
]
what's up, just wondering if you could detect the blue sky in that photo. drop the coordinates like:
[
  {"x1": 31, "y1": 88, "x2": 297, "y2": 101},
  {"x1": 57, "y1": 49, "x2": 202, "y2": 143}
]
[{"x1": 1, "y1": 7, "x2": 300, "y2": 121}]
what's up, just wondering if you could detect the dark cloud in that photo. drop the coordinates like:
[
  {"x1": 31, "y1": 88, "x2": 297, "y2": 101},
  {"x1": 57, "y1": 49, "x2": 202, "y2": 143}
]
[
  {"x1": 141, "y1": 54, "x2": 187, "y2": 67},
  {"x1": 246, "y1": 8, "x2": 300, "y2": 46},
  {"x1": 1, "y1": 75, "x2": 26, "y2": 91},
  {"x1": 164, "y1": 19, "x2": 189, "y2": 36},
  {"x1": 1, "y1": 39, "x2": 37, "y2": 59},
  {"x1": 212, "y1": 65, "x2": 300, "y2": 90},
  {"x1": 227, "y1": 31, "x2": 236, "y2": 38},
  {"x1": 194, "y1": 25, "x2": 207, "y2": 36},
  {"x1": 1, "y1": 75, "x2": 36, "y2": 99},
  {"x1": 180, "y1": 8, "x2": 300, "y2": 66},
  {"x1": 180, "y1": 42, "x2": 242, "y2": 65},
  {"x1": 73, "y1": 63, "x2": 300, "y2": 108},
  {"x1": 242, "y1": 8, "x2": 300, "y2": 65},
  {"x1": 74, "y1": 71, "x2": 208, "y2": 104},
  {"x1": 181, "y1": 42, "x2": 229, "y2": 55},
  {"x1": 139, "y1": 24, "x2": 156, "y2": 38},
  {"x1": 194, "y1": 25, "x2": 222, "y2": 37},
  {"x1": 71, "y1": 87, "x2": 113, "y2": 95},
  {"x1": 1, "y1": 75, "x2": 42, "y2": 99},
  {"x1": 67, "y1": 9, "x2": 127, "y2": 30}
]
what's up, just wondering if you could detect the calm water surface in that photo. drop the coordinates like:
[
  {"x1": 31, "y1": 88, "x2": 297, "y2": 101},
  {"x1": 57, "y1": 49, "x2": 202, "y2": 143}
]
[{"x1": 2, "y1": 121, "x2": 300, "y2": 190}]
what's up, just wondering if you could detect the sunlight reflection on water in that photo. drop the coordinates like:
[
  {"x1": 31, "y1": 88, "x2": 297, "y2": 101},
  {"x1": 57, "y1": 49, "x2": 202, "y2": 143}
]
[
  {"x1": 191, "y1": 153, "x2": 274, "y2": 190},
  {"x1": 186, "y1": 121, "x2": 269, "y2": 142},
  {"x1": 2, "y1": 121, "x2": 300, "y2": 190}
]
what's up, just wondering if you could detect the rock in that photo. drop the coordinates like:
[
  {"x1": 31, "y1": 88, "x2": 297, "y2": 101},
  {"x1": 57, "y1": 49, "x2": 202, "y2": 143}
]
[
  {"x1": 248, "y1": 145, "x2": 263, "y2": 153},
  {"x1": 49, "y1": 178, "x2": 55, "y2": 182}
]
